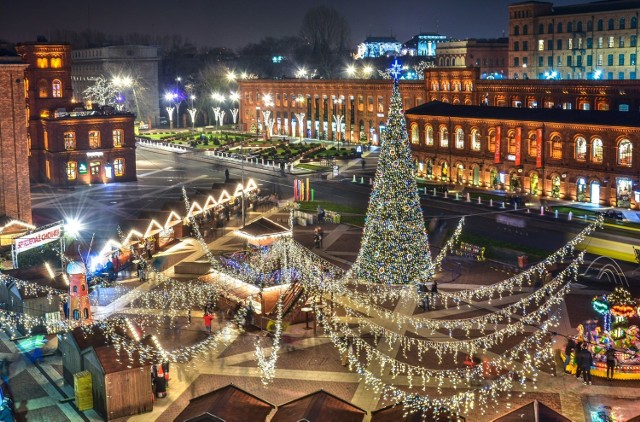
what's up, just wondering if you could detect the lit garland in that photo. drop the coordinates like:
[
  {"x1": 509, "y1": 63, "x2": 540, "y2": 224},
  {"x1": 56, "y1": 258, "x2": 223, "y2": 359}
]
[{"x1": 430, "y1": 216, "x2": 465, "y2": 271}]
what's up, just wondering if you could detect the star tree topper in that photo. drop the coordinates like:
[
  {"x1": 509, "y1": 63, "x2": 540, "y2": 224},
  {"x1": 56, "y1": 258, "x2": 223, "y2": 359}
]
[{"x1": 390, "y1": 59, "x2": 403, "y2": 81}]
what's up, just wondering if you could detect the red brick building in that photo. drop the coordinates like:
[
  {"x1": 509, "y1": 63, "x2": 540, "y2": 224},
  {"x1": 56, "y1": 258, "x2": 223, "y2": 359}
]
[
  {"x1": 0, "y1": 56, "x2": 32, "y2": 224},
  {"x1": 16, "y1": 42, "x2": 136, "y2": 186}
]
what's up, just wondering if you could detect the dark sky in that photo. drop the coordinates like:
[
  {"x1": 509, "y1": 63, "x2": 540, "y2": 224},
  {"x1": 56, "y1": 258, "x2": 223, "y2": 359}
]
[{"x1": 1, "y1": 0, "x2": 579, "y2": 50}]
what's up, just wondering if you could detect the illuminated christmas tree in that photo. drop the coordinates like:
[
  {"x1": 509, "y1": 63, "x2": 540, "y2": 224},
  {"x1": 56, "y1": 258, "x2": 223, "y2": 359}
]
[{"x1": 351, "y1": 62, "x2": 432, "y2": 284}]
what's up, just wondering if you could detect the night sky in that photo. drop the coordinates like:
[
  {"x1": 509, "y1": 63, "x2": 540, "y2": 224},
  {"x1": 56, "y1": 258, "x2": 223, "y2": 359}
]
[{"x1": 2, "y1": 0, "x2": 579, "y2": 50}]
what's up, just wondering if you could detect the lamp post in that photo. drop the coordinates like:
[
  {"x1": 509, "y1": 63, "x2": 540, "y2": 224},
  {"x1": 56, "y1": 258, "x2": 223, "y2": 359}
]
[
  {"x1": 332, "y1": 97, "x2": 344, "y2": 150},
  {"x1": 187, "y1": 94, "x2": 197, "y2": 129},
  {"x1": 261, "y1": 94, "x2": 274, "y2": 139},
  {"x1": 164, "y1": 92, "x2": 182, "y2": 129},
  {"x1": 113, "y1": 75, "x2": 142, "y2": 123},
  {"x1": 229, "y1": 91, "x2": 240, "y2": 130},
  {"x1": 295, "y1": 113, "x2": 305, "y2": 141},
  {"x1": 211, "y1": 92, "x2": 225, "y2": 129},
  {"x1": 165, "y1": 106, "x2": 175, "y2": 129}
]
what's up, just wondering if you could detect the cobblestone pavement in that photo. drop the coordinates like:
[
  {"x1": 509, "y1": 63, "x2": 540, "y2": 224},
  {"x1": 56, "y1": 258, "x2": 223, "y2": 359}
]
[{"x1": 6, "y1": 211, "x2": 640, "y2": 421}]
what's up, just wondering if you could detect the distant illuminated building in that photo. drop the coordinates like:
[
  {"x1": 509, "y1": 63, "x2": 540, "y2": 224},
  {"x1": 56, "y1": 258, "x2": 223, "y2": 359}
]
[
  {"x1": 356, "y1": 37, "x2": 402, "y2": 59},
  {"x1": 402, "y1": 33, "x2": 448, "y2": 57}
]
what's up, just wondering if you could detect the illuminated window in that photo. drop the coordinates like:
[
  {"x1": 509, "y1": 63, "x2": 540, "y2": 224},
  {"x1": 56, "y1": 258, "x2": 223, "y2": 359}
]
[
  {"x1": 357, "y1": 95, "x2": 364, "y2": 112},
  {"x1": 425, "y1": 125, "x2": 434, "y2": 146},
  {"x1": 114, "y1": 158, "x2": 125, "y2": 176},
  {"x1": 592, "y1": 138, "x2": 603, "y2": 163},
  {"x1": 36, "y1": 57, "x2": 48, "y2": 68},
  {"x1": 455, "y1": 128, "x2": 464, "y2": 149},
  {"x1": 50, "y1": 57, "x2": 62, "y2": 68},
  {"x1": 575, "y1": 137, "x2": 587, "y2": 161},
  {"x1": 551, "y1": 135, "x2": 563, "y2": 159},
  {"x1": 471, "y1": 129, "x2": 481, "y2": 151},
  {"x1": 64, "y1": 132, "x2": 76, "y2": 150},
  {"x1": 538, "y1": 40, "x2": 544, "y2": 51},
  {"x1": 67, "y1": 161, "x2": 77, "y2": 180},
  {"x1": 52, "y1": 79, "x2": 62, "y2": 98},
  {"x1": 38, "y1": 79, "x2": 48, "y2": 98},
  {"x1": 410, "y1": 123, "x2": 419, "y2": 144},
  {"x1": 90, "y1": 161, "x2": 101, "y2": 176},
  {"x1": 508, "y1": 133, "x2": 516, "y2": 154},
  {"x1": 439, "y1": 127, "x2": 448, "y2": 148},
  {"x1": 43, "y1": 131, "x2": 49, "y2": 150},
  {"x1": 488, "y1": 130, "x2": 496, "y2": 152},
  {"x1": 46, "y1": 160, "x2": 51, "y2": 179},
  {"x1": 618, "y1": 139, "x2": 632, "y2": 166},
  {"x1": 377, "y1": 96, "x2": 384, "y2": 113},
  {"x1": 112, "y1": 129, "x2": 123, "y2": 147},
  {"x1": 88, "y1": 130, "x2": 100, "y2": 149},
  {"x1": 367, "y1": 96, "x2": 374, "y2": 112}
]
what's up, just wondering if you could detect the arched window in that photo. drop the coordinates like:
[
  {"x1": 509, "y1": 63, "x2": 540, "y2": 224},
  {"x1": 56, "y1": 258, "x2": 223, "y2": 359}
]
[
  {"x1": 514, "y1": 25, "x2": 520, "y2": 36},
  {"x1": 591, "y1": 138, "x2": 603, "y2": 163},
  {"x1": 538, "y1": 24, "x2": 544, "y2": 34},
  {"x1": 114, "y1": 158, "x2": 125, "y2": 177},
  {"x1": 567, "y1": 22, "x2": 573, "y2": 32},
  {"x1": 508, "y1": 133, "x2": 516, "y2": 154},
  {"x1": 73, "y1": 309, "x2": 80, "y2": 320},
  {"x1": 471, "y1": 129, "x2": 481, "y2": 151},
  {"x1": 112, "y1": 129, "x2": 123, "y2": 147},
  {"x1": 439, "y1": 127, "x2": 449, "y2": 148},
  {"x1": 410, "y1": 123, "x2": 419, "y2": 144},
  {"x1": 50, "y1": 57, "x2": 62, "y2": 68},
  {"x1": 618, "y1": 139, "x2": 633, "y2": 166},
  {"x1": 488, "y1": 129, "x2": 496, "y2": 152},
  {"x1": 597, "y1": 19, "x2": 603, "y2": 31},
  {"x1": 455, "y1": 128, "x2": 464, "y2": 149},
  {"x1": 620, "y1": 17, "x2": 626, "y2": 29},
  {"x1": 577, "y1": 21, "x2": 583, "y2": 32},
  {"x1": 38, "y1": 79, "x2": 48, "y2": 98},
  {"x1": 425, "y1": 125, "x2": 434, "y2": 146},
  {"x1": 587, "y1": 20, "x2": 593, "y2": 32},
  {"x1": 514, "y1": 41, "x2": 520, "y2": 51},
  {"x1": 73, "y1": 286, "x2": 78, "y2": 293},
  {"x1": 548, "y1": 23, "x2": 554, "y2": 34},
  {"x1": 557, "y1": 22, "x2": 563, "y2": 33},
  {"x1": 632, "y1": 17, "x2": 638, "y2": 29},
  {"x1": 608, "y1": 19, "x2": 614, "y2": 30},
  {"x1": 523, "y1": 25, "x2": 529, "y2": 35},
  {"x1": 83, "y1": 308, "x2": 89, "y2": 319},
  {"x1": 528, "y1": 135, "x2": 538, "y2": 157},
  {"x1": 88, "y1": 130, "x2": 100, "y2": 149},
  {"x1": 36, "y1": 58, "x2": 48, "y2": 68},
  {"x1": 52, "y1": 79, "x2": 62, "y2": 98},
  {"x1": 551, "y1": 135, "x2": 563, "y2": 159},
  {"x1": 575, "y1": 137, "x2": 587, "y2": 161}
]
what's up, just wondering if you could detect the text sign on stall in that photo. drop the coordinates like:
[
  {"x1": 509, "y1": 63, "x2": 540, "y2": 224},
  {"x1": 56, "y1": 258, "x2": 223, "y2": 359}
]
[{"x1": 15, "y1": 224, "x2": 62, "y2": 254}]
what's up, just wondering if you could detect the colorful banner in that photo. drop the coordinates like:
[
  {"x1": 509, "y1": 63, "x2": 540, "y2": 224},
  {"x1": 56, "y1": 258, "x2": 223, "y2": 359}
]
[
  {"x1": 293, "y1": 179, "x2": 298, "y2": 201},
  {"x1": 536, "y1": 128, "x2": 543, "y2": 168},
  {"x1": 494, "y1": 126, "x2": 501, "y2": 164},
  {"x1": 15, "y1": 224, "x2": 62, "y2": 254},
  {"x1": 515, "y1": 127, "x2": 522, "y2": 166},
  {"x1": 306, "y1": 178, "x2": 310, "y2": 201}
]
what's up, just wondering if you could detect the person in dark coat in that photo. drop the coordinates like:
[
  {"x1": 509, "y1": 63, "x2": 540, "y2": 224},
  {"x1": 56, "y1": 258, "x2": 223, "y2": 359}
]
[
  {"x1": 564, "y1": 337, "x2": 577, "y2": 373},
  {"x1": 224, "y1": 168, "x2": 230, "y2": 182},
  {"x1": 575, "y1": 343, "x2": 593, "y2": 384},
  {"x1": 605, "y1": 346, "x2": 617, "y2": 380}
]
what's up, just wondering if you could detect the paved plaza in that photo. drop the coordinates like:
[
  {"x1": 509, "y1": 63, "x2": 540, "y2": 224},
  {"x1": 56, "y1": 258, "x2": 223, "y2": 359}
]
[{"x1": 3, "y1": 202, "x2": 640, "y2": 421}]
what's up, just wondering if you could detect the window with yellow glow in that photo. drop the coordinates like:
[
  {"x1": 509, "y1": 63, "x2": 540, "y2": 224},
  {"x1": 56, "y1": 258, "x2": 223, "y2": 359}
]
[
  {"x1": 439, "y1": 127, "x2": 448, "y2": 148},
  {"x1": 618, "y1": 139, "x2": 633, "y2": 166},
  {"x1": 410, "y1": 124, "x2": 419, "y2": 144},
  {"x1": 50, "y1": 57, "x2": 62, "y2": 68},
  {"x1": 36, "y1": 57, "x2": 48, "y2": 68},
  {"x1": 64, "y1": 132, "x2": 76, "y2": 150},
  {"x1": 46, "y1": 160, "x2": 51, "y2": 179},
  {"x1": 591, "y1": 138, "x2": 603, "y2": 163},
  {"x1": 88, "y1": 130, "x2": 100, "y2": 149},
  {"x1": 67, "y1": 161, "x2": 77, "y2": 180},
  {"x1": 551, "y1": 136, "x2": 563, "y2": 159},
  {"x1": 528, "y1": 137, "x2": 537, "y2": 157},
  {"x1": 471, "y1": 129, "x2": 481, "y2": 151},
  {"x1": 488, "y1": 130, "x2": 496, "y2": 152},
  {"x1": 575, "y1": 137, "x2": 587, "y2": 161},
  {"x1": 114, "y1": 158, "x2": 125, "y2": 176},
  {"x1": 455, "y1": 128, "x2": 464, "y2": 149},
  {"x1": 112, "y1": 129, "x2": 123, "y2": 147},
  {"x1": 52, "y1": 79, "x2": 62, "y2": 98},
  {"x1": 425, "y1": 125, "x2": 434, "y2": 146},
  {"x1": 43, "y1": 131, "x2": 49, "y2": 150}
]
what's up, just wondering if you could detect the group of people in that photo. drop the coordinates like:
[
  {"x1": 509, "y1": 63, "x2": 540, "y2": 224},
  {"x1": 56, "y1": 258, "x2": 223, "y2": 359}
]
[
  {"x1": 417, "y1": 280, "x2": 438, "y2": 311},
  {"x1": 564, "y1": 337, "x2": 619, "y2": 384}
]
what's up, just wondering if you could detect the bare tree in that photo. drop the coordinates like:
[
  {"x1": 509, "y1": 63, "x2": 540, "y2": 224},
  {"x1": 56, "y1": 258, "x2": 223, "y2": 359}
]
[
  {"x1": 299, "y1": 6, "x2": 351, "y2": 78},
  {"x1": 82, "y1": 76, "x2": 118, "y2": 106}
]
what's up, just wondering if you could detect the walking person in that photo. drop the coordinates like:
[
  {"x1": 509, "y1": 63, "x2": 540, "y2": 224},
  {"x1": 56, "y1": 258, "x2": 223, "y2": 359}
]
[
  {"x1": 430, "y1": 280, "x2": 438, "y2": 310},
  {"x1": 576, "y1": 343, "x2": 593, "y2": 385},
  {"x1": 418, "y1": 282, "x2": 430, "y2": 311},
  {"x1": 605, "y1": 345, "x2": 617, "y2": 380},
  {"x1": 563, "y1": 337, "x2": 577, "y2": 374},
  {"x1": 224, "y1": 168, "x2": 230, "y2": 183},
  {"x1": 361, "y1": 158, "x2": 366, "y2": 170}
]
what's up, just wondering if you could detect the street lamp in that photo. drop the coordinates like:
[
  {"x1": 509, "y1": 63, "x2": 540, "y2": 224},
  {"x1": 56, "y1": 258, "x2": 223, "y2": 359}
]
[
  {"x1": 211, "y1": 92, "x2": 225, "y2": 129},
  {"x1": 229, "y1": 91, "x2": 239, "y2": 130},
  {"x1": 164, "y1": 91, "x2": 182, "y2": 129},
  {"x1": 261, "y1": 93, "x2": 274, "y2": 139},
  {"x1": 332, "y1": 97, "x2": 344, "y2": 149},
  {"x1": 187, "y1": 94, "x2": 197, "y2": 129},
  {"x1": 112, "y1": 75, "x2": 142, "y2": 123},
  {"x1": 295, "y1": 113, "x2": 305, "y2": 141}
]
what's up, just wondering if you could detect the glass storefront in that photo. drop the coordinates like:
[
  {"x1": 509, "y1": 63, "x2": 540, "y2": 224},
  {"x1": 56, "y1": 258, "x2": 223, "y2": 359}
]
[
  {"x1": 617, "y1": 177, "x2": 632, "y2": 208},
  {"x1": 576, "y1": 177, "x2": 587, "y2": 202},
  {"x1": 490, "y1": 168, "x2": 499, "y2": 189},
  {"x1": 590, "y1": 181, "x2": 600, "y2": 205},
  {"x1": 441, "y1": 162, "x2": 449, "y2": 181},
  {"x1": 551, "y1": 176, "x2": 561, "y2": 198},
  {"x1": 530, "y1": 172, "x2": 539, "y2": 195},
  {"x1": 472, "y1": 165, "x2": 480, "y2": 186}
]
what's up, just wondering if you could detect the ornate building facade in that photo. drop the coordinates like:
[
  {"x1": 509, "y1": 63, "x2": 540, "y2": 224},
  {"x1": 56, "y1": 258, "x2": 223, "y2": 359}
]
[
  {"x1": 508, "y1": 0, "x2": 640, "y2": 80},
  {"x1": 0, "y1": 56, "x2": 32, "y2": 224},
  {"x1": 436, "y1": 38, "x2": 509, "y2": 79},
  {"x1": 405, "y1": 101, "x2": 639, "y2": 208},
  {"x1": 16, "y1": 42, "x2": 136, "y2": 186}
]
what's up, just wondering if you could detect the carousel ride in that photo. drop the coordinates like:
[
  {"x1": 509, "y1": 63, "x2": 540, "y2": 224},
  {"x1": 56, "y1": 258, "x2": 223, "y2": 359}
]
[{"x1": 0, "y1": 70, "x2": 616, "y2": 419}]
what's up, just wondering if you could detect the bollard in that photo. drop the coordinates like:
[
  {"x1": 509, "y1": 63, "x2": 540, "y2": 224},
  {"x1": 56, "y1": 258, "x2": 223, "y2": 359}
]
[
  {"x1": 501, "y1": 201, "x2": 506, "y2": 208},
  {"x1": 514, "y1": 203, "x2": 518, "y2": 210},
  {"x1": 554, "y1": 210, "x2": 558, "y2": 219},
  {"x1": 490, "y1": 199, "x2": 493, "y2": 207},
  {"x1": 444, "y1": 191, "x2": 448, "y2": 199},
  {"x1": 360, "y1": 176, "x2": 364, "y2": 184},
  {"x1": 433, "y1": 188, "x2": 437, "y2": 196},
  {"x1": 455, "y1": 192, "x2": 459, "y2": 200},
  {"x1": 540, "y1": 206, "x2": 545, "y2": 215},
  {"x1": 568, "y1": 211, "x2": 573, "y2": 221},
  {"x1": 424, "y1": 187, "x2": 428, "y2": 195},
  {"x1": 477, "y1": 196, "x2": 481, "y2": 204},
  {"x1": 466, "y1": 193, "x2": 471, "y2": 202},
  {"x1": 352, "y1": 175, "x2": 356, "y2": 182}
]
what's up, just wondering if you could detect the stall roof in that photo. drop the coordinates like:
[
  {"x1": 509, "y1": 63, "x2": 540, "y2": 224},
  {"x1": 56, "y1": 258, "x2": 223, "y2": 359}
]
[
  {"x1": 174, "y1": 384, "x2": 274, "y2": 422},
  {"x1": 90, "y1": 344, "x2": 150, "y2": 374},
  {"x1": 235, "y1": 217, "x2": 290, "y2": 239},
  {"x1": 372, "y1": 403, "x2": 465, "y2": 422},
  {"x1": 272, "y1": 390, "x2": 366, "y2": 422},
  {"x1": 491, "y1": 400, "x2": 570, "y2": 422}
]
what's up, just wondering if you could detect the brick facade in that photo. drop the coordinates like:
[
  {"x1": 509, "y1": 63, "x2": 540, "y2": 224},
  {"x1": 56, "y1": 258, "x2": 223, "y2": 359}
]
[{"x1": 0, "y1": 59, "x2": 32, "y2": 223}]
